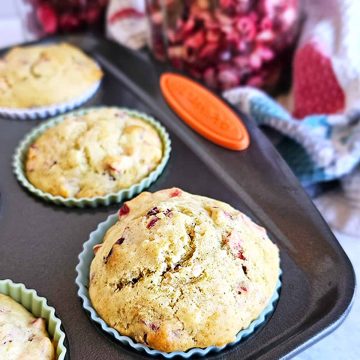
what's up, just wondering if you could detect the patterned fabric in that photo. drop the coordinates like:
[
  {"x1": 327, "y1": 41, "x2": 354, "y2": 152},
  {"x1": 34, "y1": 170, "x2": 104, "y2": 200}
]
[
  {"x1": 106, "y1": 0, "x2": 147, "y2": 50},
  {"x1": 223, "y1": 87, "x2": 360, "y2": 186}
]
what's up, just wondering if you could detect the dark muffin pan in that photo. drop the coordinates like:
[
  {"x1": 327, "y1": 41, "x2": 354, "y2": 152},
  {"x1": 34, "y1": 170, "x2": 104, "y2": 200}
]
[{"x1": 0, "y1": 35, "x2": 355, "y2": 359}]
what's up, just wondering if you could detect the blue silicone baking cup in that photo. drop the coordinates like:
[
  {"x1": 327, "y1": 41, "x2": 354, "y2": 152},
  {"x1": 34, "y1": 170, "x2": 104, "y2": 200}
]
[{"x1": 75, "y1": 213, "x2": 282, "y2": 358}]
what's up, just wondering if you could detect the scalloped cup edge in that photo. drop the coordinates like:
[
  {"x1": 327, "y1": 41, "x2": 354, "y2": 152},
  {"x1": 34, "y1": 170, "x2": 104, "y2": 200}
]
[{"x1": 0, "y1": 279, "x2": 67, "y2": 359}]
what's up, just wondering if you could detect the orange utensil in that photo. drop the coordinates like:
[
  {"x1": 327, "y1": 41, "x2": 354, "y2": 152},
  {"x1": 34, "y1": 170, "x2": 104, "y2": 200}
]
[{"x1": 160, "y1": 73, "x2": 250, "y2": 151}]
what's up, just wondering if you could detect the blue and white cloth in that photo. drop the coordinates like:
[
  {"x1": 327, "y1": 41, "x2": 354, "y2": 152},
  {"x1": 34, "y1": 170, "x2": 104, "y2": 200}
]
[{"x1": 223, "y1": 87, "x2": 360, "y2": 186}]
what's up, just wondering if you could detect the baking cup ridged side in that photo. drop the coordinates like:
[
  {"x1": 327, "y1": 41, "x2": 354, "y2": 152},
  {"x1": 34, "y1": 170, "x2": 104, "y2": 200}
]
[
  {"x1": 12, "y1": 107, "x2": 171, "y2": 207},
  {"x1": 0, "y1": 80, "x2": 101, "y2": 120},
  {"x1": 75, "y1": 212, "x2": 282, "y2": 358},
  {"x1": 0, "y1": 279, "x2": 67, "y2": 359}
]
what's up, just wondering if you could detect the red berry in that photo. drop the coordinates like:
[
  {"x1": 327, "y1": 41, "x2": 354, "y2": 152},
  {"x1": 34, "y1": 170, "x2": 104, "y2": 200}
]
[
  {"x1": 170, "y1": 189, "x2": 182, "y2": 197},
  {"x1": 59, "y1": 13, "x2": 80, "y2": 31},
  {"x1": 119, "y1": 203, "x2": 130, "y2": 217},
  {"x1": 236, "y1": 16, "x2": 256, "y2": 41},
  {"x1": 116, "y1": 237, "x2": 125, "y2": 245},
  {"x1": 84, "y1": 7, "x2": 101, "y2": 24},
  {"x1": 237, "y1": 285, "x2": 248, "y2": 294},
  {"x1": 149, "y1": 323, "x2": 160, "y2": 331},
  {"x1": 164, "y1": 209, "x2": 173, "y2": 217},
  {"x1": 36, "y1": 4, "x2": 58, "y2": 34},
  {"x1": 184, "y1": 30, "x2": 205, "y2": 50},
  {"x1": 147, "y1": 217, "x2": 159, "y2": 229},
  {"x1": 147, "y1": 207, "x2": 160, "y2": 216}
]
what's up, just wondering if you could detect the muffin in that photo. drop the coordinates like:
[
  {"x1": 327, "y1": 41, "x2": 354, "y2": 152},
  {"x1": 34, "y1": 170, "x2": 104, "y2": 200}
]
[
  {"x1": 0, "y1": 294, "x2": 55, "y2": 359},
  {"x1": 0, "y1": 42, "x2": 102, "y2": 109},
  {"x1": 25, "y1": 108, "x2": 165, "y2": 199},
  {"x1": 89, "y1": 188, "x2": 280, "y2": 352}
]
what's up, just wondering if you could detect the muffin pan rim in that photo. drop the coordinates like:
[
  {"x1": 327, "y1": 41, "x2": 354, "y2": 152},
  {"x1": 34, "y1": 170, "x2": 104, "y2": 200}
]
[{"x1": 0, "y1": 34, "x2": 355, "y2": 359}]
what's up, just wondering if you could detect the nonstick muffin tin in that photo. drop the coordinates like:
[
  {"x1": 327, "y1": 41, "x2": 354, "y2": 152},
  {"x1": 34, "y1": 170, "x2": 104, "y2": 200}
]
[{"x1": 0, "y1": 35, "x2": 355, "y2": 359}]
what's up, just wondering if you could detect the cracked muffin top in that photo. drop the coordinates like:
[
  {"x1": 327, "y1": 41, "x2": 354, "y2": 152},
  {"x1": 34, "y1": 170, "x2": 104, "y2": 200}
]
[
  {"x1": 89, "y1": 188, "x2": 280, "y2": 352},
  {"x1": 0, "y1": 294, "x2": 55, "y2": 360},
  {"x1": 25, "y1": 108, "x2": 164, "y2": 198},
  {"x1": 0, "y1": 43, "x2": 102, "y2": 108}
]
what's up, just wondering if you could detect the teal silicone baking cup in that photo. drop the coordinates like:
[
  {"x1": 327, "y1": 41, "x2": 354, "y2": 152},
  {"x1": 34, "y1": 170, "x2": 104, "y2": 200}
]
[
  {"x1": 13, "y1": 107, "x2": 171, "y2": 207},
  {"x1": 0, "y1": 279, "x2": 67, "y2": 359},
  {"x1": 75, "y1": 212, "x2": 282, "y2": 358}
]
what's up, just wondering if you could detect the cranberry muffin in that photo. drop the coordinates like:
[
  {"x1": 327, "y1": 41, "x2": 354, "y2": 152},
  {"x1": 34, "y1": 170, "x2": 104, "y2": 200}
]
[
  {"x1": 25, "y1": 108, "x2": 164, "y2": 199},
  {"x1": 89, "y1": 188, "x2": 280, "y2": 352},
  {"x1": 0, "y1": 43, "x2": 102, "y2": 109}
]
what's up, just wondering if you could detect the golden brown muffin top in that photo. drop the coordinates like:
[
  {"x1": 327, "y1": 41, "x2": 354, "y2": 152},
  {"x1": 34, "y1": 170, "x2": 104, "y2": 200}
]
[
  {"x1": 26, "y1": 108, "x2": 164, "y2": 199},
  {"x1": 0, "y1": 43, "x2": 102, "y2": 108},
  {"x1": 89, "y1": 188, "x2": 280, "y2": 352}
]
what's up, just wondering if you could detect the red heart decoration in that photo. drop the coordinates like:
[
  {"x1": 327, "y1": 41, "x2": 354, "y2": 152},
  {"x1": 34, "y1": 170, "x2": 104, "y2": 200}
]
[{"x1": 293, "y1": 42, "x2": 345, "y2": 119}]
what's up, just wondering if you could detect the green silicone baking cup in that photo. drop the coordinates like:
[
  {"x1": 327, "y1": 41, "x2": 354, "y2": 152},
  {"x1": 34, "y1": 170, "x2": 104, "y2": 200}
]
[
  {"x1": 13, "y1": 107, "x2": 171, "y2": 207},
  {"x1": 0, "y1": 279, "x2": 67, "y2": 359}
]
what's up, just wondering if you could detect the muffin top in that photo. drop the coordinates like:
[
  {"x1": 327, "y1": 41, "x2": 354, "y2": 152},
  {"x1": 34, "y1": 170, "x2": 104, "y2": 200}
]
[
  {"x1": 26, "y1": 108, "x2": 164, "y2": 198},
  {"x1": 89, "y1": 188, "x2": 280, "y2": 352},
  {"x1": 0, "y1": 43, "x2": 102, "y2": 108},
  {"x1": 0, "y1": 294, "x2": 55, "y2": 360}
]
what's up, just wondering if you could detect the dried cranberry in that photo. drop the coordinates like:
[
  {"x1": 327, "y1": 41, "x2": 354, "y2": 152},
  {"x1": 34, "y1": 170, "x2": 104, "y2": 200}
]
[
  {"x1": 147, "y1": 217, "x2": 159, "y2": 229},
  {"x1": 164, "y1": 209, "x2": 172, "y2": 217},
  {"x1": 238, "y1": 250, "x2": 246, "y2": 260},
  {"x1": 149, "y1": 323, "x2": 159, "y2": 331},
  {"x1": 147, "y1": 207, "x2": 160, "y2": 216},
  {"x1": 242, "y1": 265, "x2": 248, "y2": 275},
  {"x1": 170, "y1": 189, "x2": 182, "y2": 197},
  {"x1": 116, "y1": 237, "x2": 125, "y2": 245},
  {"x1": 119, "y1": 203, "x2": 130, "y2": 217}
]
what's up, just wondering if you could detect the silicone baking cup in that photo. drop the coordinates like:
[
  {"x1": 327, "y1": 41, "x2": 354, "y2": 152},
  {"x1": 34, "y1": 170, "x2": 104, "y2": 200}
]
[
  {"x1": 0, "y1": 80, "x2": 101, "y2": 120},
  {"x1": 0, "y1": 279, "x2": 67, "y2": 359},
  {"x1": 75, "y1": 213, "x2": 282, "y2": 358},
  {"x1": 13, "y1": 107, "x2": 171, "y2": 207}
]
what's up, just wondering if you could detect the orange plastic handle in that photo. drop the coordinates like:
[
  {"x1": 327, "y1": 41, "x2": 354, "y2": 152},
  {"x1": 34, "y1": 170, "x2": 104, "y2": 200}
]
[{"x1": 160, "y1": 73, "x2": 250, "y2": 151}]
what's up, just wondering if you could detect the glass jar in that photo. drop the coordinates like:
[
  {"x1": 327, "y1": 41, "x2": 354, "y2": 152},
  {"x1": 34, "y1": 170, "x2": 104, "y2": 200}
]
[
  {"x1": 23, "y1": 0, "x2": 108, "y2": 37},
  {"x1": 146, "y1": 0, "x2": 300, "y2": 91}
]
